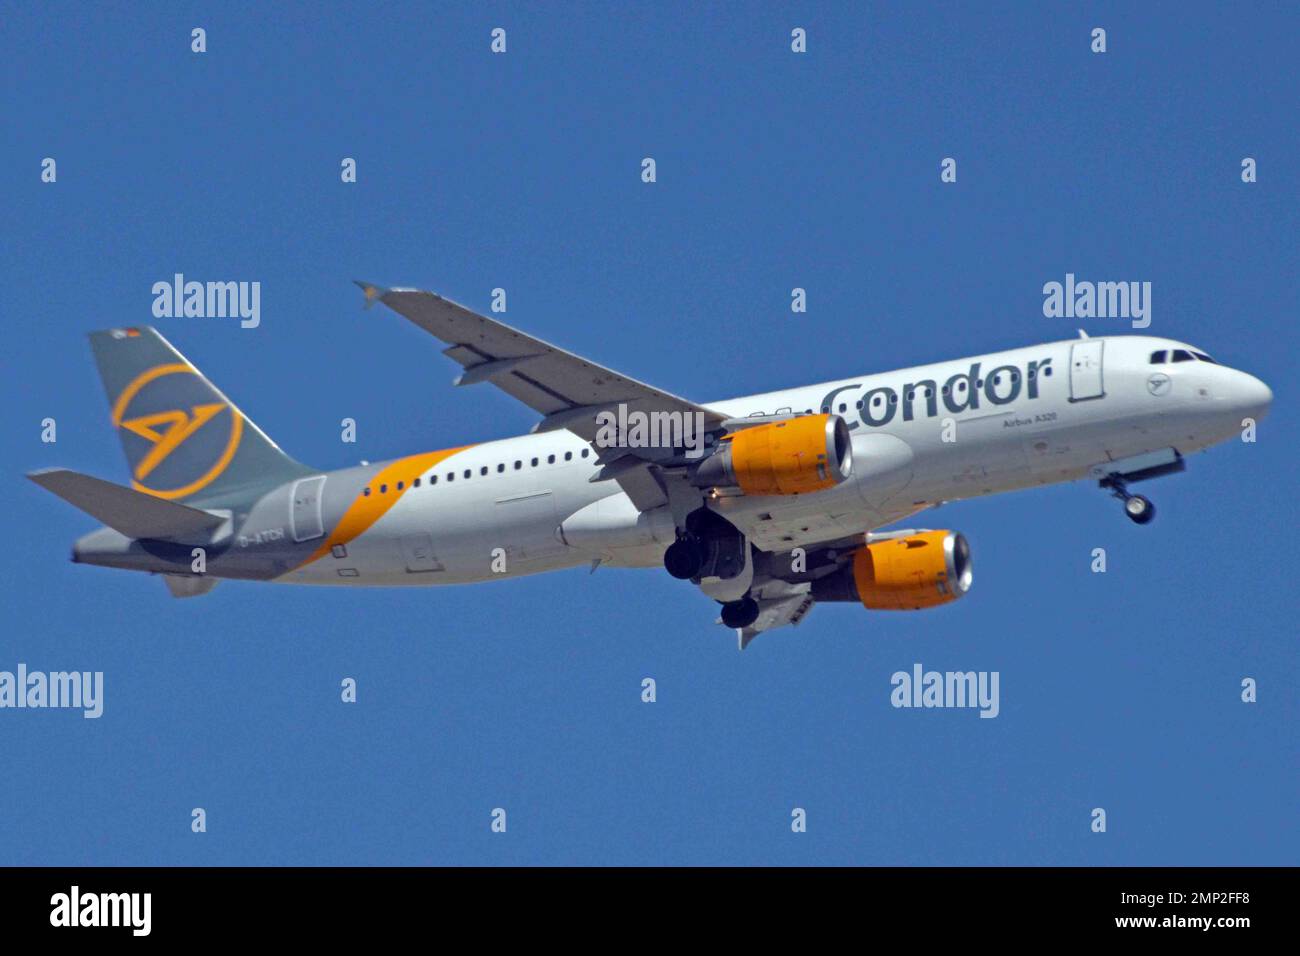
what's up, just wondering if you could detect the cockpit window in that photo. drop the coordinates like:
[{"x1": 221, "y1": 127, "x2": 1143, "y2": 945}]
[
  {"x1": 1171, "y1": 349, "x2": 1195, "y2": 362},
  {"x1": 1149, "y1": 350, "x2": 1167, "y2": 364},
  {"x1": 1192, "y1": 351, "x2": 1217, "y2": 364}
]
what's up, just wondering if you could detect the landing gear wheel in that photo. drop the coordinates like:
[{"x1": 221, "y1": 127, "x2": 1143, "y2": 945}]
[
  {"x1": 1102, "y1": 474, "x2": 1157, "y2": 527},
  {"x1": 1124, "y1": 494, "x2": 1155, "y2": 525},
  {"x1": 720, "y1": 597, "x2": 760, "y2": 630},
  {"x1": 664, "y1": 537, "x2": 704, "y2": 580}
]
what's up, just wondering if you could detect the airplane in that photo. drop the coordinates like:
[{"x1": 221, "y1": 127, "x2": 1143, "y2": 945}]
[{"x1": 28, "y1": 282, "x2": 1273, "y2": 648}]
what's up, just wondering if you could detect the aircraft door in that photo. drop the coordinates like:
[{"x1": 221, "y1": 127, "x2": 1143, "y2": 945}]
[
  {"x1": 1068, "y1": 340, "x2": 1106, "y2": 402},
  {"x1": 290, "y1": 475, "x2": 326, "y2": 542}
]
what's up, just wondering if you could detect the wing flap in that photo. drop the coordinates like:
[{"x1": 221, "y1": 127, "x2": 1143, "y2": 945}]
[{"x1": 736, "y1": 593, "x2": 817, "y2": 650}]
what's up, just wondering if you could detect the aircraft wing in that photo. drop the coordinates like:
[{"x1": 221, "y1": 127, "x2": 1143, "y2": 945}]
[{"x1": 359, "y1": 282, "x2": 728, "y2": 510}]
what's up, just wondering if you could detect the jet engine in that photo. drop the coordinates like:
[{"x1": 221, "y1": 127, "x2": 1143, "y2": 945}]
[
  {"x1": 693, "y1": 413, "x2": 852, "y2": 496},
  {"x1": 811, "y1": 531, "x2": 972, "y2": 610}
]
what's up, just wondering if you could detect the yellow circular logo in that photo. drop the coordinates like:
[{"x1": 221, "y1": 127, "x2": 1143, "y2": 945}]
[{"x1": 111, "y1": 364, "x2": 242, "y2": 499}]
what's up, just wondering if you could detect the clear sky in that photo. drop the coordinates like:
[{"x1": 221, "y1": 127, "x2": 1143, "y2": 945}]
[{"x1": 3, "y1": 2, "x2": 1296, "y2": 865}]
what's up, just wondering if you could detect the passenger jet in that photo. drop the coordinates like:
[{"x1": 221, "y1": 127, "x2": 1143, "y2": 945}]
[{"x1": 28, "y1": 283, "x2": 1272, "y2": 647}]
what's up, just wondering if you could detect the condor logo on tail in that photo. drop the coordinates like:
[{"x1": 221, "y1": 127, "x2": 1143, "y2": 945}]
[{"x1": 111, "y1": 363, "x2": 242, "y2": 499}]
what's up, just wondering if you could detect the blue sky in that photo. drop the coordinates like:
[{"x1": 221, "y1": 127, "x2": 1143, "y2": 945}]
[{"x1": 3, "y1": 2, "x2": 1296, "y2": 865}]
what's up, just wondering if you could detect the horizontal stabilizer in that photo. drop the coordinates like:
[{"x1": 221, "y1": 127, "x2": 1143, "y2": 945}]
[{"x1": 27, "y1": 468, "x2": 226, "y2": 540}]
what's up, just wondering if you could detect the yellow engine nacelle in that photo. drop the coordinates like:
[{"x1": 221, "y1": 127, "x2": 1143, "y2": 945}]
[
  {"x1": 811, "y1": 531, "x2": 973, "y2": 610},
  {"x1": 693, "y1": 414, "x2": 853, "y2": 496}
]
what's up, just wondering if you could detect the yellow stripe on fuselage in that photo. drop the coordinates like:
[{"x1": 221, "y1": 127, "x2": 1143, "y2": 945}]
[{"x1": 297, "y1": 445, "x2": 474, "y2": 569}]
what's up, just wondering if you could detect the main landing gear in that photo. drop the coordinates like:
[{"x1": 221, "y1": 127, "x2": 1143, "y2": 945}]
[
  {"x1": 720, "y1": 596, "x2": 760, "y2": 629},
  {"x1": 664, "y1": 536, "x2": 705, "y2": 579},
  {"x1": 1101, "y1": 475, "x2": 1156, "y2": 525},
  {"x1": 662, "y1": 509, "x2": 748, "y2": 581},
  {"x1": 662, "y1": 508, "x2": 758, "y2": 629}
]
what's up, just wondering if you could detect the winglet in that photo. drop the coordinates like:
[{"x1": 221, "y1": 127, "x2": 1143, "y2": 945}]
[{"x1": 353, "y1": 280, "x2": 389, "y2": 309}]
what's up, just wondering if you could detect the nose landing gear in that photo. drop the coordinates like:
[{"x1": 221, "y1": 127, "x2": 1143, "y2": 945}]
[
  {"x1": 1123, "y1": 494, "x2": 1155, "y2": 524},
  {"x1": 1101, "y1": 475, "x2": 1156, "y2": 525}
]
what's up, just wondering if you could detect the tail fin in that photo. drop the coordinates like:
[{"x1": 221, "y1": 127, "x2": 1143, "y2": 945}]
[{"x1": 89, "y1": 327, "x2": 313, "y2": 506}]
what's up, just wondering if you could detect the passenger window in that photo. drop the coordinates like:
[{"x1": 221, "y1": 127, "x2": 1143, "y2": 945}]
[
  {"x1": 838, "y1": 403, "x2": 846, "y2": 412},
  {"x1": 414, "y1": 477, "x2": 421, "y2": 488},
  {"x1": 480, "y1": 466, "x2": 488, "y2": 476},
  {"x1": 1172, "y1": 349, "x2": 1194, "y2": 362},
  {"x1": 547, "y1": 454, "x2": 556, "y2": 464},
  {"x1": 379, "y1": 484, "x2": 387, "y2": 493},
  {"x1": 497, "y1": 463, "x2": 505, "y2": 473},
  {"x1": 463, "y1": 469, "x2": 471, "y2": 479},
  {"x1": 446, "y1": 473, "x2": 454, "y2": 482},
  {"x1": 431, "y1": 475, "x2": 437, "y2": 485},
  {"x1": 564, "y1": 451, "x2": 572, "y2": 461},
  {"x1": 581, "y1": 449, "x2": 589, "y2": 458},
  {"x1": 1150, "y1": 350, "x2": 1167, "y2": 364},
  {"x1": 364, "y1": 487, "x2": 371, "y2": 496},
  {"x1": 396, "y1": 481, "x2": 404, "y2": 490},
  {"x1": 514, "y1": 461, "x2": 522, "y2": 470}
]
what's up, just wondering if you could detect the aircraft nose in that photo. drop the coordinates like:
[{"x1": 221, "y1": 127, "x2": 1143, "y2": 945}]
[{"x1": 1231, "y1": 371, "x2": 1272, "y2": 421}]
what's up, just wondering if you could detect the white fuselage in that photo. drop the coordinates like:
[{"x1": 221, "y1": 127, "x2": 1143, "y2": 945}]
[{"x1": 279, "y1": 334, "x2": 1271, "y2": 586}]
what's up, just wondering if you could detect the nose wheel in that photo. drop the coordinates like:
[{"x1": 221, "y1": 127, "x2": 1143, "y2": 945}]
[
  {"x1": 1101, "y1": 475, "x2": 1156, "y2": 525},
  {"x1": 1123, "y1": 494, "x2": 1155, "y2": 524}
]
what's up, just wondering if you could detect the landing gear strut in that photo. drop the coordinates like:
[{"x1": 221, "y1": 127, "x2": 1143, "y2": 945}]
[
  {"x1": 1101, "y1": 475, "x2": 1156, "y2": 525},
  {"x1": 720, "y1": 596, "x2": 760, "y2": 629}
]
